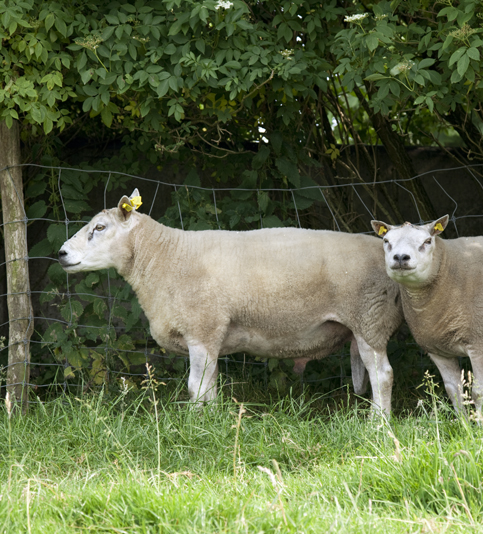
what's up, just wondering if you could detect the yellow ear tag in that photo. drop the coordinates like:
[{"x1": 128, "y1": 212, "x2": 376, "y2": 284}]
[
  {"x1": 378, "y1": 226, "x2": 388, "y2": 236},
  {"x1": 434, "y1": 222, "x2": 444, "y2": 232},
  {"x1": 122, "y1": 196, "x2": 142, "y2": 212}
]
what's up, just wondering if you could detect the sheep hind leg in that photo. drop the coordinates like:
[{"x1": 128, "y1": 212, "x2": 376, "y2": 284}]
[
  {"x1": 467, "y1": 351, "x2": 483, "y2": 423},
  {"x1": 187, "y1": 344, "x2": 219, "y2": 404},
  {"x1": 353, "y1": 336, "x2": 393, "y2": 416},
  {"x1": 350, "y1": 337, "x2": 369, "y2": 396},
  {"x1": 428, "y1": 353, "x2": 465, "y2": 416}
]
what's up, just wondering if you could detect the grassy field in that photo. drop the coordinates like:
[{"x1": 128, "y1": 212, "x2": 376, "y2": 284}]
[{"x1": 0, "y1": 379, "x2": 482, "y2": 533}]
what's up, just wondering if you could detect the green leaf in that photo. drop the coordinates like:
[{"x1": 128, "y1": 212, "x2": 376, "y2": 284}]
[
  {"x1": 278, "y1": 22, "x2": 292, "y2": 43},
  {"x1": 437, "y1": 6, "x2": 459, "y2": 21},
  {"x1": 93, "y1": 298, "x2": 107, "y2": 318},
  {"x1": 428, "y1": 70, "x2": 442, "y2": 85},
  {"x1": 229, "y1": 213, "x2": 241, "y2": 228},
  {"x1": 26, "y1": 179, "x2": 47, "y2": 198},
  {"x1": 77, "y1": 51, "x2": 87, "y2": 71},
  {"x1": 2, "y1": 10, "x2": 11, "y2": 29},
  {"x1": 55, "y1": 17, "x2": 67, "y2": 37},
  {"x1": 63, "y1": 366, "x2": 75, "y2": 379},
  {"x1": 156, "y1": 79, "x2": 170, "y2": 97},
  {"x1": 377, "y1": 83, "x2": 390, "y2": 100},
  {"x1": 63, "y1": 199, "x2": 91, "y2": 214},
  {"x1": 61, "y1": 183, "x2": 85, "y2": 200},
  {"x1": 263, "y1": 215, "x2": 283, "y2": 228},
  {"x1": 242, "y1": 169, "x2": 259, "y2": 186},
  {"x1": 45, "y1": 13, "x2": 55, "y2": 31},
  {"x1": 414, "y1": 74, "x2": 425, "y2": 86},
  {"x1": 252, "y1": 145, "x2": 270, "y2": 170},
  {"x1": 115, "y1": 334, "x2": 136, "y2": 351},
  {"x1": 120, "y1": 351, "x2": 146, "y2": 367},
  {"x1": 276, "y1": 157, "x2": 300, "y2": 188},
  {"x1": 418, "y1": 58, "x2": 435, "y2": 69},
  {"x1": 27, "y1": 200, "x2": 48, "y2": 219},
  {"x1": 47, "y1": 224, "x2": 68, "y2": 250},
  {"x1": 168, "y1": 76, "x2": 178, "y2": 91},
  {"x1": 457, "y1": 53, "x2": 469, "y2": 77},
  {"x1": 365, "y1": 73, "x2": 387, "y2": 82},
  {"x1": 29, "y1": 238, "x2": 53, "y2": 258},
  {"x1": 74, "y1": 281, "x2": 96, "y2": 303},
  {"x1": 102, "y1": 26, "x2": 115, "y2": 41},
  {"x1": 184, "y1": 168, "x2": 201, "y2": 187},
  {"x1": 269, "y1": 131, "x2": 283, "y2": 155},
  {"x1": 101, "y1": 106, "x2": 113, "y2": 127},
  {"x1": 438, "y1": 36, "x2": 452, "y2": 54},
  {"x1": 292, "y1": 193, "x2": 314, "y2": 211},
  {"x1": 224, "y1": 60, "x2": 241, "y2": 69},
  {"x1": 105, "y1": 13, "x2": 119, "y2": 24},
  {"x1": 450, "y1": 69, "x2": 462, "y2": 83},
  {"x1": 124, "y1": 298, "x2": 142, "y2": 331},
  {"x1": 42, "y1": 322, "x2": 66, "y2": 345},
  {"x1": 164, "y1": 44, "x2": 177, "y2": 55},
  {"x1": 115, "y1": 25, "x2": 124, "y2": 40},
  {"x1": 366, "y1": 34, "x2": 379, "y2": 52},
  {"x1": 389, "y1": 80, "x2": 400, "y2": 97},
  {"x1": 449, "y1": 47, "x2": 465, "y2": 67},
  {"x1": 258, "y1": 191, "x2": 269, "y2": 213},
  {"x1": 85, "y1": 273, "x2": 100, "y2": 287},
  {"x1": 61, "y1": 300, "x2": 84, "y2": 322},
  {"x1": 66, "y1": 349, "x2": 90, "y2": 369},
  {"x1": 112, "y1": 303, "x2": 128, "y2": 321},
  {"x1": 297, "y1": 176, "x2": 322, "y2": 199},
  {"x1": 80, "y1": 70, "x2": 93, "y2": 84},
  {"x1": 467, "y1": 47, "x2": 480, "y2": 61},
  {"x1": 43, "y1": 117, "x2": 53, "y2": 135}
]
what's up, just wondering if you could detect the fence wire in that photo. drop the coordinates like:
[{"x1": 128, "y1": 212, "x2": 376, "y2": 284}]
[{"x1": 1, "y1": 162, "x2": 482, "y2": 404}]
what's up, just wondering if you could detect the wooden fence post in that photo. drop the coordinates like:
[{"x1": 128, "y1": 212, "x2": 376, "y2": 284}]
[{"x1": 0, "y1": 120, "x2": 33, "y2": 413}]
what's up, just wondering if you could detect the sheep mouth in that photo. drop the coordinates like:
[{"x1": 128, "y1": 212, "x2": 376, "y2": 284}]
[
  {"x1": 390, "y1": 264, "x2": 415, "y2": 272},
  {"x1": 59, "y1": 261, "x2": 81, "y2": 270}
]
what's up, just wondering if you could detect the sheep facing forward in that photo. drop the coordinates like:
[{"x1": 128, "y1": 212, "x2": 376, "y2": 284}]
[
  {"x1": 372, "y1": 215, "x2": 483, "y2": 418},
  {"x1": 59, "y1": 189, "x2": 403, "y2": 414}
]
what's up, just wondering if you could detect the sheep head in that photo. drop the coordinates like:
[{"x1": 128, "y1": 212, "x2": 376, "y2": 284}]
[
  {"x1": 58, "y1": 189, "x2": 141, "y2": 273},
  {"x1": 371, "y1": 215, "x2": 449, "y2": 286}
]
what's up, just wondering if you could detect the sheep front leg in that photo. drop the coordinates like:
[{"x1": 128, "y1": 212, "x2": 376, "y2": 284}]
[
  {"x1": 354, "y1": 336, "x2": 393, "y2": 416},
  {"x1": 467, "y1": 351, "x2": 483, "y2": 421},
  {"x1": 428, "y1": 353, "x2": 465, "y2": 415},
  {"x1": 188, "y1": 344, "x2": 219, "y2": 403},
  {"x1": 350, "y1": 338, "x2": 369, "y2": 396}
]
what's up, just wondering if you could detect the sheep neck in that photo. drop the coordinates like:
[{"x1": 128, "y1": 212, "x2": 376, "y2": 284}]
[
  {"x1": 119, "y1": 215, "x2": 181, "y2": 296},
  {"x1": 400, "y1": 238, "x2": 446, "y2": 306}
]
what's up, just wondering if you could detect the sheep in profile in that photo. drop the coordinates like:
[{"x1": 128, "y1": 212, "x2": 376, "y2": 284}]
[
  {"x1": 59, "y1": 189, "x2": 403, "y2": 414},
  {"x1": 372, "y1": 215, "x2": 483, "y2": 418}
]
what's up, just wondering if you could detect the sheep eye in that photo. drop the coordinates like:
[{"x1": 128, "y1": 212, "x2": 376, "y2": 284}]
[
  {"x1": 424, "y1": 238, "x2": 431, "y2": 245},
  {"x1": 95, "y1": 224, "x2": 105, "y2": 232},
  {"x1": 383, "y1": 239, "x2": 389, "y2": 244}
]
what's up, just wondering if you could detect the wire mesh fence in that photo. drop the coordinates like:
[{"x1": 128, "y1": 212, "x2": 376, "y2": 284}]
[{"x1": 1, "y1": 162, "x2": 482, "y2": 405}]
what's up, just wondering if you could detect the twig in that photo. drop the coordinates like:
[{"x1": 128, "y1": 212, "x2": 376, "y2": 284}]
[{"x1": 235, "y1": 70, "x2": 275, "y2": 114}]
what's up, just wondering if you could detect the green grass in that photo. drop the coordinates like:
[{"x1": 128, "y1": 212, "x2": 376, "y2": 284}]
[{"x1": 0, "y1": 383, "x2": 482, "y2": 533}]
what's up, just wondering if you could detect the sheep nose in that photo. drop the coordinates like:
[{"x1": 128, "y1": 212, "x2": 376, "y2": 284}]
[
  {"x1": 393, "y1": 253, "x2": 410, "y2": 264},
  {"x1": 58, "y1": 249, "x2": 67, "y2": 259}
]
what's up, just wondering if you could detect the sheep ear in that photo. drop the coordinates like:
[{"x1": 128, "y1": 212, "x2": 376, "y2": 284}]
[
  {"x1": 117, "y1": 195, "x2": 133, "y2": 221},
  {"x1": 371, "y1": 220, "x2": 391, "y2": 237},
  {"x1": 428, "y1": 214, "x2": 449, "y2": 236}
]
